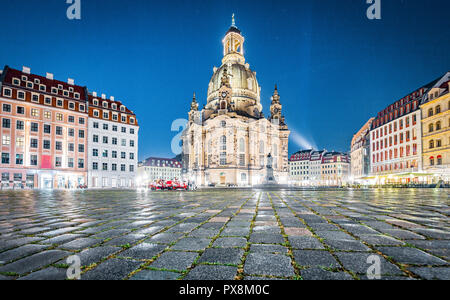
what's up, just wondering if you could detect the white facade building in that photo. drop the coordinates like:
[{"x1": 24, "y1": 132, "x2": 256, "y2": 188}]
[
  {"x1": 369, "y1": 85, "x2": 427, "y2": 184},
  {"x1": 87, "y1": 93, "x2": 139, "y2": 188},
  {"x1": 137, "y1": 157, "x2": 182, "y2": 186}
]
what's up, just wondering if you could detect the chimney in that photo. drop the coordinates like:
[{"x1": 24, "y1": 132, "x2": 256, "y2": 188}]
[
  {"x1": 22, "y1": 66, "x2": 31, "y2": 74},
  {"x1": 101, "y1": 94, "x2": 106, "y2": 99},
  {"x1": 68, "y1": 78, "x2": 74, "y2": 85},
  {"x1": 46, "y1": 73, "x2": 54, "y2": 80},
  {"x1": 110, "y1": 96, "x2": 115, "y2": 101},
  {"x1": 92, "y1": 91, "x2": 97, "y2": 97}
]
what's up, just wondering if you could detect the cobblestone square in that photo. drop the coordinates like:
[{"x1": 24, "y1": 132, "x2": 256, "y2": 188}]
[{"x1": 0, "y1": 189, "x2": 448, "y2": 280}]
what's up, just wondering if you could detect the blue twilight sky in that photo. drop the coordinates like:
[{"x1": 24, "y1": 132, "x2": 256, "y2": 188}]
[{"x1": 1, "y1": 0, "x2": 449, "y2": 160}]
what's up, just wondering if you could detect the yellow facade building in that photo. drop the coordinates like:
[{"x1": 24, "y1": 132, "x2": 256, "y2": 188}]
[{"x1": 420, "y1": 73, "x2": 450, "y2": 184}]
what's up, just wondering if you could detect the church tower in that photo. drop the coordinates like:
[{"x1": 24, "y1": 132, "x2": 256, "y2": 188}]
[
  {"x1": 188, "y1": 92, "x2": 199, "y2": 123},
  {"x1": 270, "y1": 85, "x2": 282, "y2": 121},
  {"x1": 222, "y1": 14, "x2": 245, "y2": 65}
]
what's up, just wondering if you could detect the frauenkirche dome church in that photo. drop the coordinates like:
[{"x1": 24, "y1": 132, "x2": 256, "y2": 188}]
[{"x1": 182, "y1": 15, "x2": 290, "y2": 186}]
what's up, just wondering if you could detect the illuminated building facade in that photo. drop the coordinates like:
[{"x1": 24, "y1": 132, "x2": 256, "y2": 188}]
[
  {"x1": 87, "y1": 93, "x2": 139, "y2": 188},
  {"x1": 137, "y1": 157, "x2": 182, "y2": 186},
  {"x1": 350, "y1": 118, "x2": 374, "y2": 182},
  {"x1": 420, "y1": 72, "x2": 450, "y2": 184},
  {"x1": 182, "y1": 17, "x2": 290, "y2": 186},
  {"x1": 320, "y1": 152, "x2": 350, "y2": 186},
  {"x1": 0, "y1": 66, "x2": 88, "y2": 189},
  {"x1": 0, "y1": 65, "x2": 139, "y2": 189}
]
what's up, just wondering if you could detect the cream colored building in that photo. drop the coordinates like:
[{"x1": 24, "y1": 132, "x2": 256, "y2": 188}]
[
  {"x1": 182, "y1": 17, "x2": 290, "y2": 186},
  {"x1": 137, "y1": 157, "x2": 182, "y2": 186},
  {"x1": 320, "y1": 152, "x2": 350, "y2": 186},
  {"x1": 420, "y1": 72, "x2": 450, "y2": 184},
  {"x1": 350, "y1": 118, "x2": 374, "y2": 182}
]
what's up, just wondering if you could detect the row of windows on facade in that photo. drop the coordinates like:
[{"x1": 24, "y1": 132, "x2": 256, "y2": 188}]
[
  {"x1": 373, "y1": 160, "x2": 420, "y2": 173},
  {"x1": 92, "y1": 109, "x2": 135, "y2": 124},
  {"x1": 1, "y1": 172, "x2": 34, "y2": 182},
  {"x1": 426, "y1": 119, "x2": 449, "y2": 133},
  {"x1": 3, "y1": 88, "x2": 85, "y2": 112},
  {"x1": 201, "y1": 154, "x2": 278, "y2": 169},
  {"x1": 373, "y1": 146, "x2": 418, "y2": 163},
  {"x1": 92, "y1": 122, "x2": 135, "y2": 134},
  {"x1": 375, "y1": 100, "x2": 419, "y2": 125},
  {"x1": 2, "y1": 136, "x2": 86, "y2": 152},
  {"x1": 2, "y1": 119, "x2": 86, "y2": 137},
  {"x1": 92, "y1": 162, "x2": 135, "y2": 172},
  {"x1": 425, "y1": 102, "x2": 449, "y2": 117},
  {"x1": 2, "y1": 104, "x2": 86, "y2": 123},
  {"x1": 2, "y1": 88, "x2": 136, "y2": 124},
  {"x1": 204, "y1": 136, "x2": 278, "y2": 156},
  {"x1": 373, "y1": 132, "x2": 417, "y2": 152},
  {"x1": 372, "y1": 114, "x2": 418, "y2": 140},
  {"x1": 428, "y1": 139, "x2": 447, "y2": 150},
  {"x1": 1, "y1": 153, "x2": 85, "y2": 168},
  {"x1": 11, "y1": 76, "x2": 81, "y2": 98},
  {"x1": 91, "y1": 98, "x2": 128, "y2": 112},
  {"x1": 92, "y1": 135, "x2": 135, "y2": 147},
  {"x1": 428, "y1": 156, "x2": 444, "y2": 166},
  {"x1": 92, "y1": 149, "x2": 135, "y2": 160}
]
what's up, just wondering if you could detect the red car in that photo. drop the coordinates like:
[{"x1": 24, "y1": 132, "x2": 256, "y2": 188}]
[{"x1": 149, "y1": 180, "x2": 166, "y2": 190}]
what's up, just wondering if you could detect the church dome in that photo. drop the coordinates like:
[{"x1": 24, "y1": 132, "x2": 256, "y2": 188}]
[{"x1": 207, "y1": 62, "x2": 260, "y2": 103}]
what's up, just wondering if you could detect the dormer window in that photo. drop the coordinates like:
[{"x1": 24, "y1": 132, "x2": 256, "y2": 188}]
[
  {"x1": 120, "y1": 106, "x2": 125, "y2": 112},
  {"x1": 63, "y1": 90, "x2": 69, "y2": 97},
  {"x1": 21, "y1": 75, "x2": 27, "y2": 81},
  {"x1": 112, "y1": 103, "x2": 117, "y2": 110},
  {"x1": 51, "y1": 87, "x2": 58, "y2": 94},
  {"x1": 34, "y1": 79, "x2": 40, "y2": 85},
  {"x1": 130, "y1": 117, "x2": 135, "y2": 124},
  {"x1": 26, "y1": 82, "x2": 33, "y2": 89},
  {"x1": 93, "y1": 99, "x2": 98, "y2": 106},
  {"x1": 58, "y1": 84, "x2": 63, "y2": 90},
  {"x1": 74, "y1": 93, "x2": 80, "y2": 99},
  {"x1": 103, "y1": 102, "x2": 108, "y2": 108},
  {"x1": 69, "y1": 87, "x2": 74, "y2": 93},
  {"x1": 12, "y1": 78, "x2": 20, "y2": 86},
  {"x1": 39, "y1": 84, "x2": 46, "y2": 92}
]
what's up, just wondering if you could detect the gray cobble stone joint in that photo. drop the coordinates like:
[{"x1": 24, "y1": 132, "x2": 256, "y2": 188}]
[{"x1": 0, "y1": 189, "x2": 448, "y2": 280}]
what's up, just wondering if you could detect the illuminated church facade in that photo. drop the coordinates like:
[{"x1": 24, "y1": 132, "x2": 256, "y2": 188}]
[{"x1": 182, "y1": 16, "x2": 290, "y2": 186}]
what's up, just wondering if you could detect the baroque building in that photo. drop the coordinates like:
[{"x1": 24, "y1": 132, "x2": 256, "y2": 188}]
[
  {"x1": 182, "y1": 17, "x2": 290, "y2": 186},
  {"x1": 420, "y1": 72, "x2": 450, "y2": 184},
  {"x1": 350, "y1": 118, "x2": 374, "y2": 182}
]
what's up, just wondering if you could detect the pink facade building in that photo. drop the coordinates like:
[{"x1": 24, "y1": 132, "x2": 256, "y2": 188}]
[{"x1": 0, "y1": 66, "x2": 88, "y2": 189}]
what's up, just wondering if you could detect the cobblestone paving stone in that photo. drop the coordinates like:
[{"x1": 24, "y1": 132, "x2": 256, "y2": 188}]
[{"x1": 0, "y1": 189, "x2": 448, "y2": 280}]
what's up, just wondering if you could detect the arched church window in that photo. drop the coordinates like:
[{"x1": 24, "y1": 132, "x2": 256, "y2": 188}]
[
  {"x1": 247, "y1": 78, "x2": 253, "y2": 90},
  {"x1": 221, "y1": 135, "x2": 227, "y2": 151},
  {"x1": 239, "y1": 138, "x2": 245, "y2": 153},
  {"x1": 273, "y1": 144, "x2": 278, "y2": 156}
]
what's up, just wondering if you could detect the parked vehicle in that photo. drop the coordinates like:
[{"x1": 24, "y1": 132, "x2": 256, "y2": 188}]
[{"x1": 149, "y1": 179, "x2": 188, "y2": 191}]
